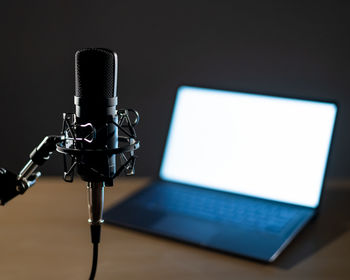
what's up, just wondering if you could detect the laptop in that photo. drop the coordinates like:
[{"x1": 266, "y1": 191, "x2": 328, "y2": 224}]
[{"x1": 105, "y1": 86, "x2": 338, "y2": 262}]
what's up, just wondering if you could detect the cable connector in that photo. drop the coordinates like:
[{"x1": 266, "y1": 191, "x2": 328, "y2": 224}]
[
  {"x1": 90, "y1": 224, "x2": 101, "y2": 244},
  {"x1": 89, "y1": 224, "x2": 101, "y2": 280}
]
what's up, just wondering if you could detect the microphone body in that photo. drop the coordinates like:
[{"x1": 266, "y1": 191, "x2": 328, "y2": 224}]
[{"x1": 74, "y1": 48, "x2": 118, "y2": 186}]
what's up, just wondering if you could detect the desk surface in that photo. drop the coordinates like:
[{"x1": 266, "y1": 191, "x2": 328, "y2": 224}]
[{"x1": 0, "y1": 177, "x2": 349, "y2": 280}]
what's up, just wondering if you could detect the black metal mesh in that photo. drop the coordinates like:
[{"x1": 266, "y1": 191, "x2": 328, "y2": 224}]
[{"x1": 75, "y1": 48, "x2": 116, "y2": 98}]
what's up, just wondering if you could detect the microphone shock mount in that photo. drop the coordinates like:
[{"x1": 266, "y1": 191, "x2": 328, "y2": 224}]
[{"x1": 56, "y1": 108, "x2": 140, "y2": 184}]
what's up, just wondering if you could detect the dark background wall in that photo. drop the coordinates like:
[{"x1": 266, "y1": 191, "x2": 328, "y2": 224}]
[{"x1": 0, "y1": 1, "x2": 349, "y2": 179}]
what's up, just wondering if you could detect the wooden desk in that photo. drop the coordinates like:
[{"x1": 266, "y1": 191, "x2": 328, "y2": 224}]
[{"x1": 0, "y1": 177, "x2": 349, "y2": 279}]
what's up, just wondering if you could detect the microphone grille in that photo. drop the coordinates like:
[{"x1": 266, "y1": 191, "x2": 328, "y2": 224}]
[{"x1": 75, "y1": 48, "x2": 117, "y2": 98}]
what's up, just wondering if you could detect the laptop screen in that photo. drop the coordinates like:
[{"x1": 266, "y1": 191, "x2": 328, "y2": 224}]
[{"x1": 160, "y1": 86, "x2": 337, "y2": 208}]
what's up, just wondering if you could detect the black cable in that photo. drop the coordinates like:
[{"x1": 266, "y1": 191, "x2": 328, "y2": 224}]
[
  {"x1": 89, "y1": 224, "x2": 101, "y2": 280},
  {"x1": 89, "y1": 242, "x2": 99, "y2": 280}
]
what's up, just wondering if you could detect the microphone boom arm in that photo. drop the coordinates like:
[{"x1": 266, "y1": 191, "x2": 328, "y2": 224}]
[{"x1": 0, "y1": 135, "x2": 65, "y2": 205}]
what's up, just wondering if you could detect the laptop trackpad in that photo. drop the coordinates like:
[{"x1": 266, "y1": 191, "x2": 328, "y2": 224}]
[{"x1": 151, "y1": 215, "x2": 218, "y2": 244}]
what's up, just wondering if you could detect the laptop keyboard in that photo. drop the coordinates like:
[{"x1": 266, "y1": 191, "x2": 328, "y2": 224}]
[{"x1": 142, "y1": 183, "x2": 301, "y2": 234}]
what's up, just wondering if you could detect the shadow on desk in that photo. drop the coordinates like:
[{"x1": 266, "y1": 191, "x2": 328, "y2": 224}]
[{"x1": 274, "y1": 184, "x2": 350, "y2": 269}]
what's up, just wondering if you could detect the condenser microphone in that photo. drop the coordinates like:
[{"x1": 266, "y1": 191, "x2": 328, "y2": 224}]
[{"x1": 75, "y1": 48, "x2": 119, "y2": 185}]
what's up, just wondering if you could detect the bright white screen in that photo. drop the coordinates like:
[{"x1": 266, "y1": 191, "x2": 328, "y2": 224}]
[{"x1": 160, "y1": 86, "x2": 337, "y2": 208}]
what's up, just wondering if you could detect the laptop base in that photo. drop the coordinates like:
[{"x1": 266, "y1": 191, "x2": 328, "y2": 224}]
[{"x1": 105, "y1": 181, "x2": 315, "y2": 262}]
